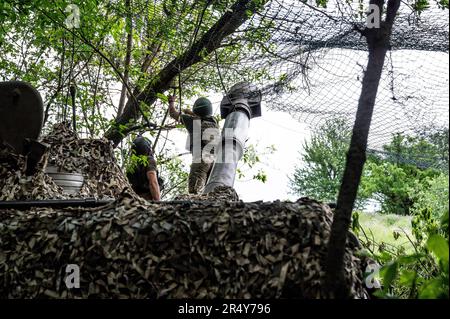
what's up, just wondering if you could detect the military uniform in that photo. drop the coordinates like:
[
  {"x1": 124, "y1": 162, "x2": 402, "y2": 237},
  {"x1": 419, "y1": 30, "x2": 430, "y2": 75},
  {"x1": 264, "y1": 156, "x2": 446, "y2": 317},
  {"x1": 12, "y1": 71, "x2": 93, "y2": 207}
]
[
  {"x1": 126, "y1": 137, "x2": 160, "y2": 199},
  {"x1": 181, "y1": 114, "x2": 219, "y2": 194}
]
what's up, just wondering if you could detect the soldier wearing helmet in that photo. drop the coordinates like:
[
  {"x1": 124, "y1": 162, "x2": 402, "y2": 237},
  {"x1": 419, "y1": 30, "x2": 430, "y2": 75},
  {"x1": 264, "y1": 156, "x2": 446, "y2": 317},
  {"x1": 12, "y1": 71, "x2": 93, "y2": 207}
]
[
  {"x1": 168, "y1": 96, "x2": 220, "y2": 194},
  {"x1": 126, "y1": 136, "x2": 161, "y2": 201}
]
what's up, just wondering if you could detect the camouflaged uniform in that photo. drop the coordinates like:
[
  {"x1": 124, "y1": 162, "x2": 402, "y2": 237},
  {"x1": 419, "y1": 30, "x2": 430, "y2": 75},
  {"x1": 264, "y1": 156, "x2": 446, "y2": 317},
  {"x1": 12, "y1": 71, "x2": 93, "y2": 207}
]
[{"x1": 181, "y1": 114, "x2": 220, "y2": 194}]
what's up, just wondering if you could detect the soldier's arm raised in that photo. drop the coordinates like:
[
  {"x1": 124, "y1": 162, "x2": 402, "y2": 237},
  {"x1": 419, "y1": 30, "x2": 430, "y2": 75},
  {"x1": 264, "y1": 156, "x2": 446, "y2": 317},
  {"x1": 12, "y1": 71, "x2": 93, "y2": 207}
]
[
  {"x1": 168, "y1": 95, "x2": 181, "y2": 121},
  {"x1": 182, "y1": 108, "x2": 196, "y2": 116}
]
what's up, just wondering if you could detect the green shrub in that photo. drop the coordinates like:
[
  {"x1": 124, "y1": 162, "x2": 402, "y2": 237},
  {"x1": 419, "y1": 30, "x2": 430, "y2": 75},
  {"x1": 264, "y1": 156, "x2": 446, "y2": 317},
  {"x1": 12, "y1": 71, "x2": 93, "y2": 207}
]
[
  {"x1": 356, "y1": 175, "x2": 449, "y2": 299},
  {"x1": 412, "y1": 173, "x2": 449, "y2": 223}
]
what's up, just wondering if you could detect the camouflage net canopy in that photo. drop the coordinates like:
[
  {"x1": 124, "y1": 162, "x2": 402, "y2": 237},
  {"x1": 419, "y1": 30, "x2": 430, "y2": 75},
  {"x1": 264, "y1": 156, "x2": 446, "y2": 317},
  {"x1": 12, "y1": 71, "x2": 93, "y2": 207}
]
[
  {"x1": 216, "y1": 0, "x2": 449, "y2": 169},
  {"x1": 0, "y1": 123, "x2": 131, "y2": 201},
  {"x1": 0, "y1": 195, "x2": 368, "y2": 298}
]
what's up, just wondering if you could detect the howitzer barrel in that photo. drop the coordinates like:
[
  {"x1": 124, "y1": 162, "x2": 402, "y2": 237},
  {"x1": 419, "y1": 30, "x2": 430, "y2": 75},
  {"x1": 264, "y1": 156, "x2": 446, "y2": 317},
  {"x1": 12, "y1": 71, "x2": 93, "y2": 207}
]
[{"x1": 203, "y1": 82, "x2": 261, "y2": 194}]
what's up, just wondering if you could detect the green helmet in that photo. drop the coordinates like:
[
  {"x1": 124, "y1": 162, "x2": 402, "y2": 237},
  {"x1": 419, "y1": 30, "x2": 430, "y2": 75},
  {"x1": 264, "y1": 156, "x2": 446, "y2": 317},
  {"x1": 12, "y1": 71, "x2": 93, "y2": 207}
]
[{"x1": 193, "y1": 97, "x2": 213, "y2": 117}]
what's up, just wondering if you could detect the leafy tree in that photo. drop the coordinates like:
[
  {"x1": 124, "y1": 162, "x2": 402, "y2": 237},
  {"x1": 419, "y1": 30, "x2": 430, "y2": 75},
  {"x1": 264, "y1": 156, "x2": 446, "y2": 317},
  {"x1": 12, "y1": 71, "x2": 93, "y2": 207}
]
[
  {"x1": 354, "y1": 173, "x2": 449, "y2": 299},
  {"x1": 326, "y1": 0, "x2": 403, "y2": 297},
  {"x1": 289, "y1": 118, "x2": 362, "y2": 204},
  {"x1": 289, "y1": 119, "x2": 348, "y2": 203},
  {"x1": 0, "y1": 0, "x2": 272, "y2": 145},
  {"x1": 360, "y1": 132, "x2": 444, "y2": 215},
  {"x1": 290, "y1": 121, "x2": 446, "y2": 217},
  {"x1": 1, "y1": 0, "x2": 275, "y2": 197},
  {"x1": 360, "y1": 161, "x2": 438, "y2": 215},
  {"x1": 411, "y1": 174, "x2": 449, "y2": 242},
  {"x1": 158, "y1": 156, "x2": 190, "y2": 200},
  {"x1": 382, "y1": 131, "x2": 449, "y2": 171},
  {"x1": 418, "y1": 127, "x2": 449, "y2": 171}
]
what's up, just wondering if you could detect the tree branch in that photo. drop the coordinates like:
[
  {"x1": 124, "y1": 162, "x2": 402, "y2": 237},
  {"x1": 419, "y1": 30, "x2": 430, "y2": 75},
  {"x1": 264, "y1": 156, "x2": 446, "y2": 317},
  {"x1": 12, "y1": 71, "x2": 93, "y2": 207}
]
[
  {"x1": 117, "y1": 0, "x2": 134, "y2": 118},
  {"x1": 104, "y1": 0, "x2": 268, "y2": 147}
]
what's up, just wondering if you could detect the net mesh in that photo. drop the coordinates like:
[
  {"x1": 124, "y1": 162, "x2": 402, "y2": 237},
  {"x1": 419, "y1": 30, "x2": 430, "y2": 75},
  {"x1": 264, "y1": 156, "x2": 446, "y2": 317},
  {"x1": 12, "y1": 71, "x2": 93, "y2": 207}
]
[{"x1": 217, "y1": 0, "x2": 449, "y2": 169}]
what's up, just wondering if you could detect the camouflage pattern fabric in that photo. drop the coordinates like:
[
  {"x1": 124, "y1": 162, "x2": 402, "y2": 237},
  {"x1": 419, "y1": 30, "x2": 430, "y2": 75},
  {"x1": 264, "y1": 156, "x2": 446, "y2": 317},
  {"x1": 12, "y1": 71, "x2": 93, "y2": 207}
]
[
  {"x1": 180, "y1": 114, "x2": 220, "y2": 194},
  {"x1": 0, "y1": 122, "x2": 135, "y2": 201},
  {"x1": 0, "y1": 192, "x2": 370, "y2": 299},
  {"x1": 188, "y1": 161, "x2": 213, "y2": 194}
]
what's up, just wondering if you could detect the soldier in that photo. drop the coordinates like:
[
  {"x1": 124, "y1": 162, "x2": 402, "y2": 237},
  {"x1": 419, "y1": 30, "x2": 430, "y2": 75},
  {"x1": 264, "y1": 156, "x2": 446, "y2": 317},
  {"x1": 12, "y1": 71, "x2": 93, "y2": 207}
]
[
  {"x1": 126, "y1": 136, "x2": 161, "y2": 201},
  {"x1": 168, "y1": 96, "x2": 220, "y2": 194}
]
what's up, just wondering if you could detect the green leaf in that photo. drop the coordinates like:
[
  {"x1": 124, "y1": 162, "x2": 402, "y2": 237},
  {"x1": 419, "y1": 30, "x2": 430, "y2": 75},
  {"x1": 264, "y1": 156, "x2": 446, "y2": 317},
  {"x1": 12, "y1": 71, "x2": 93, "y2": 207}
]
[
  {"x1": 380, "y1": 261, "x2": 398, "y2": 289},
  {"x1": 398, "y1": 270, "x2": 416, "y2": 286},
  {"x1": 427, "y1": 234, "x2": 449, "y2": 266},
  {"x1": 397, "y1": 253, "x2": 425, "y2": 265},
  {"x1": 413, "y1": 0, "x2": 430, "y2": 13},
  {"x1": 441, "y1": 210, "x2": 449, "y2": 226},
  {"x1": 438, "y1": 0, "x2": 449, "y2": 9},
  {"x1": 156, "y1": 93, "x2": 169, "y2": 103},
  {"x1": 355, "y1": 248, "x2": 372, "y2": 259},
  {"x1": 314, "y1": 0, "x2": 328, "y2": 8},
  {"x1": 419, "y1": 278, "x2": 445, "y2": 299},
  {"x1": 372, "y1": 289, "x2": 387, "y2": 298},
  {"x1": 377, "y1": 251, "x2": 394, "y2": 263}
]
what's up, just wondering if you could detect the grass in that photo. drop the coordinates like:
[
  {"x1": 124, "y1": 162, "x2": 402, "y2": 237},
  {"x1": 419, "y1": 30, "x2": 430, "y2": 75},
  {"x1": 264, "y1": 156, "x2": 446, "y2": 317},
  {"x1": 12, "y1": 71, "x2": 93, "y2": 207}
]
[{"x1": 357, "y1": 211, "x2": 414, "y2": 253}]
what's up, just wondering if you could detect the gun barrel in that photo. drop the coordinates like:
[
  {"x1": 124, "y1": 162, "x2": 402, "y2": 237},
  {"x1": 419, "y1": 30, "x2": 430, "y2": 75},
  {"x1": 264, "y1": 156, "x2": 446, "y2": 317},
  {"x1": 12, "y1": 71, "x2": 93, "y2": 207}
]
[{"x1": 203, "y1": 82, "x2": 261, "y2": 194}]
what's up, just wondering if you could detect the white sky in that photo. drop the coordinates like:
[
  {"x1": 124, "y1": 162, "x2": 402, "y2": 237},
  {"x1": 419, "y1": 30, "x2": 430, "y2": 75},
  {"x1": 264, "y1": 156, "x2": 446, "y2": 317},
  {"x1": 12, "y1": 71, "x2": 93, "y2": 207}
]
[{"x1": 233, "y1": 109, "x2": 311, "y2": 201}]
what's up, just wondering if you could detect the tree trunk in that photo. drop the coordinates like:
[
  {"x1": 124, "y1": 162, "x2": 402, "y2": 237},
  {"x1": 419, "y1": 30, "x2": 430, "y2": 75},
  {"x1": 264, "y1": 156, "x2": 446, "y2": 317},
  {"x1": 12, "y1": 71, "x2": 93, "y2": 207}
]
[
  {"x1": 104, "y1": 0, "x2": 267, "y2": 147},
  {"x1": 117, "y1": 0, "x2": 133, "y2": 118},
  {"x1": 325, "y1": 0, "x2": 401, "y2": 298}
]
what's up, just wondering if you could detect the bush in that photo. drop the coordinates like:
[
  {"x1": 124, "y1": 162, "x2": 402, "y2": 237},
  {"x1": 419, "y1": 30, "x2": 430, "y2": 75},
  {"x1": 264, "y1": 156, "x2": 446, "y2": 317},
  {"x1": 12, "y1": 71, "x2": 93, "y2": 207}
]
[
  {"x1": 359, "y1": 161, "x2": 439, "y2": 215},
  {"x1": 412, "y1": 174, "x2": 449, "y2": 220},
  {"x1": 356, "y1": 174, "x2": 449, "y2": 298}
]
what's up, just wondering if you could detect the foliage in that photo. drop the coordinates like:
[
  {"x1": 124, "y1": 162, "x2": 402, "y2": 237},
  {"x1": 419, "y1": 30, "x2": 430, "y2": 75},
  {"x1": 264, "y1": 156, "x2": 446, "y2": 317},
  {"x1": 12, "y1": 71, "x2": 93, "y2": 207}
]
[
  {"x1": 411, "y1": 174, "x2": 449, "y2": 242},
  {"x1": 125, "y1": 153, "x2": 149, "y2": 175},
  {"x1": 383, "y1": 130, "x2": 449, "y2": 171},
  {"x1": 0, "y1": 0, "x2": 274, "y2": 187},
  {"x1": 289, "y1": 118, "x2": 349, "y2": 202},
  {"x1": 413, "y1": 0, "x2": 449, "y2": 11},
  {"x1": 360, "y1": 132, "x2": 444, "y2": 215},
  {"x1": 417, "y1": 127, "x2": 449, "y2": 171},
  {"x1": 355, "y1": 187, "x2": 449, "y2": 299},
  {"x1": 289, "y1": 118, "x2": 369, "y2": 206},
  {"x1": 290, "y1": 121, "x2": 447, "y2": 217},
  {"x1": 355, "y1": 211, "x2": 413, "y2": 252},
  {"x1": 0, "y1": 0, "x2": 273, "y2": 137},
  {"x1": 237, "y1": 144, "x2": 276, "y2": 183},
  {"x1": 359, "y1": 161, "x2": 438, "y2": 215},
  {"x1": 158, "y1": 156, "x2": 189, "y2": 200}
]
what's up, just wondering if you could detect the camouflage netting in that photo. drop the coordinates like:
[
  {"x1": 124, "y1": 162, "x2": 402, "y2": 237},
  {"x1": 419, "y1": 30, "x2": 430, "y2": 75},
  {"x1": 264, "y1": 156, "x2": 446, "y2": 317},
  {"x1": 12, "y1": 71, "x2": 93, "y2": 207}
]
[
  {"x1": 175, "y1": 186, "x2": 241, "y2": 202},
  {"x1": 0, "y1": 123, "x2": 369, "y2": 298},
  {"x1": 0, "y1": 122, "x2": 132, "y2": 201},
  {"x1": 0, "y1": 194, "x2": 368, "y2": 298},
  {"x1": 0, "y1": 142, "x2": 62, "y2": 200}
]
